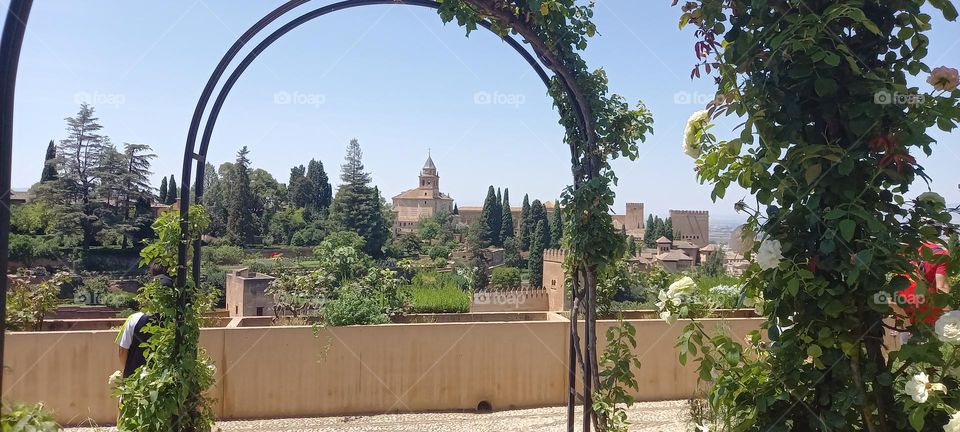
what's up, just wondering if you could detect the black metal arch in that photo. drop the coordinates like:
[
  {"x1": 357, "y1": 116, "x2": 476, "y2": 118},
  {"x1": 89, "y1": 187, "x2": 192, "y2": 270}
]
[{"x1": 176, "y1": 0, "x2": 562, "y2": 291}]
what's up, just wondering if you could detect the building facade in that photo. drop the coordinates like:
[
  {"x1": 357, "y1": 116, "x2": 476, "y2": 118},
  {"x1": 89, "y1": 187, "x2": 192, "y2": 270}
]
[
  {"x1": 670, "y1": 210, "x2": 710, "y2": 248},
  {"x1": 391, "y1": 154, "x2": 455, "y2": 234}
]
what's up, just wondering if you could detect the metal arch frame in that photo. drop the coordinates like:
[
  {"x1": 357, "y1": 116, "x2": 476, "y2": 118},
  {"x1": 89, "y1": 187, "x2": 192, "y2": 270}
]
[
  {"x1": 179, "y1": 0, "x2": 556, "y2": 291},
  {"x1": 0, "y1": 0, "x2": 32, "y2": 406}
]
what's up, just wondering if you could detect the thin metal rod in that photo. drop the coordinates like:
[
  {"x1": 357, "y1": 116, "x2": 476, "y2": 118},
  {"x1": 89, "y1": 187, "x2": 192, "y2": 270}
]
[{"x1": 0, "y1": 0, "x2": 33, "y2": 408}]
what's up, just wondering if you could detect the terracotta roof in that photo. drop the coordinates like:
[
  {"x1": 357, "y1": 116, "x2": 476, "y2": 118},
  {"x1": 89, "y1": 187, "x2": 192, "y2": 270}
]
[
  {"x1": 658, "y1": 250, "x2": 692, "y2": 261},
  {"x1": 701, "y1": 244, "x2": 719, "y2": 252},
  {"x1": 393, "y1": 188, "x2": 453, "y2": 200},
  {"x1": 656, "y1": 236, "x2": 672, "y2": 243},
  {"x1": 673, "y1": 240, "x2": 699, "y2": 249}
]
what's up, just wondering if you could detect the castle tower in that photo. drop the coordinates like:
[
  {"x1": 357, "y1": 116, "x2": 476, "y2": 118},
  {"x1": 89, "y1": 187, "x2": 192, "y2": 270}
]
[
  {"x1": 625, "y1": 203, "x2": 644, "y2": 230},
  {"x1": 669, "y1": 210, "x2": 710, "y2": 247}
]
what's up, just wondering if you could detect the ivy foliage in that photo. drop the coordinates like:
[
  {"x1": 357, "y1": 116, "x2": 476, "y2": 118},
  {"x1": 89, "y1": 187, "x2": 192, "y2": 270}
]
[
  {"x1": 114, "y1": 205, "x2": 217, "y2": 432},
  {"x1": 675, "y1": 0, "x2": 960, "y2": 430}
]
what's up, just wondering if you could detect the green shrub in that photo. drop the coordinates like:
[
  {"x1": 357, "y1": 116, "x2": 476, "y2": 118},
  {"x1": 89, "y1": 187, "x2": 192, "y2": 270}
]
[
  {"x1": 322, "y1": 286, "x2": 389, "y2": 326},
  {"x1": 490, "y1": 267, "x2": 522, "y2": 290},
  {"x1": 103, "y1": 291, "x2": 139, "y2": 310},
  {"x1": 202, "y1": 245, "x2": 245, "y2": 265},
  {"x1": 427, "y1": 244, "x2": 452, "y2": 261},
  {"x1": 410, "y1": 284, "x2": 471, "y2": 313},
  {"x1": 1, "y1": 402, "x2": 59, "y2": 431}
]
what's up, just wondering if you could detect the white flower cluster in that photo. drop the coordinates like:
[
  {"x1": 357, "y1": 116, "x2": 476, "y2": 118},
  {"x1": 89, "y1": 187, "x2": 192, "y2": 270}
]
[
  {"x1": 656, "y1": 276, "x2": 697, "y2": 324},
  {"x1": 901, "y1": 312, "x2": 960, "y2": 431},
  {"x1": 682, "y1": 110, "x2": 710, "y2": 159},
  {"x1": 108, "y1": 370, "x2": 123, "y2": 388},
  {"x1": 708, "y1": 284, "x2": 739, "y2": 297}
]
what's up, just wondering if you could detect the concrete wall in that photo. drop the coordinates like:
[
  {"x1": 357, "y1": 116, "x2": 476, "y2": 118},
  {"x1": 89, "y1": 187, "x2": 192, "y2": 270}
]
[{"x1": 3, "y1": 316, "x2": 763, "y2": 426}]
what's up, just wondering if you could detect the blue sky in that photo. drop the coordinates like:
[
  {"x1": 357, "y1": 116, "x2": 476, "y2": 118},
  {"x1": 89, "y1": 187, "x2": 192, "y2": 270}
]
[{"x1": 6, "y1": 1, "x2": 959, "y2": 218}]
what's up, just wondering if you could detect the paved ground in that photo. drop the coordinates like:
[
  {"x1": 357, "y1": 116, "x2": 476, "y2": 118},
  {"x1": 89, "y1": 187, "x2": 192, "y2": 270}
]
[{"x1": 67, "y1": 401, "x2": 691, "y2": 431}]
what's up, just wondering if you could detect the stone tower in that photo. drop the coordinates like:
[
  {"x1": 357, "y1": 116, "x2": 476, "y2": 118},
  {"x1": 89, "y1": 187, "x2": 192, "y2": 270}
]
[
  {"x1": 419, "y1": 152, "x2": 439, "y2": 192},
  {"x1": 669, "y1": 210, "x2": 709, "y2": 247},
  {"x1": 624, "y1": 202, "x2": 644, "y2": 231}
]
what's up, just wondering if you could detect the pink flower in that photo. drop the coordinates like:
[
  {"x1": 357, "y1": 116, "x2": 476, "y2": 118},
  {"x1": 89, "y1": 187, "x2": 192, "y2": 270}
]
[{"x1": 927, "y1": 66, "x2": 959, "y2": 92}]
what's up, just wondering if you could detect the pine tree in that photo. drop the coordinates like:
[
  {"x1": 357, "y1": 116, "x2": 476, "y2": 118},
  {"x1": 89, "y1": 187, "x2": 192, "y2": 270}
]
[
  {"x1": 478, "y1": 185, "x2": 498, "y2": 247},
  {"x1": 166, "y1": 175, "x2": 178, "y2": 205},
  {"x1": 306, "y1": 158, "x2": 332, "y2": 211},
  {"x1": 226, "y1": 147, "x2": 255, "y2": 246},
  {"x1": 56, "y1": 103, "x2": 105, "y2": 248},
  {"x1": 528, "y1": 220, "x2": 546, "y2": 288},
  {"x1": 329, "y1": 139, "x2": 390, "y2": 257},
  {"x1": 549, "y1": 201, "x2": 563, "y2": 249},
  {"x1": 158, "y1": 176, "x2": 168, "y2": 204},
  {"x1": 41, "y1": 140, "x2": 58, "y2": 182},
  {"x1": 518, "y1": 194, "x2": 532, "y2": 251},
  {"x1": 499, "y1": 188, "x2": 514, "y2": 243}
]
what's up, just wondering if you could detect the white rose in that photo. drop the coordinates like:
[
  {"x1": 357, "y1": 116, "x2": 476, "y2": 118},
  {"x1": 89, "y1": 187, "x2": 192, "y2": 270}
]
[
  {"x1": 917, "y1": 192, "x2": 946, "y2": 207},
  {"x1": 682, "y1": 110, "x2": 710, "y2": 159},
  {"x1": 946, "y1": 411, "x2": 960, "y2": 432},
  {"x1": 756, "y1": 237, "x2": 784, "y2": 270},
  {"x1": 935, "y1": 311, "x2": 960, "y2": 344},
  {"x1": 660, "y1": 309, "x2": 677, "y2": 325},
  {"x1": 667, "y1": 276, "x2": 697, "y2": 298},
  {"x1": 108, "y1": 370, "x2": 123, "y2": 387},
  {"x1": 905, "y1": 372, "x2": 946, "y2": 403}
]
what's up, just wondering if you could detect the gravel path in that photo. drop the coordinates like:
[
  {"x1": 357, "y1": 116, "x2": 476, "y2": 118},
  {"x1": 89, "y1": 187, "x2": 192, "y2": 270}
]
[{"x1": 67, "y1": 401, "x2": 691, "y2": 431}]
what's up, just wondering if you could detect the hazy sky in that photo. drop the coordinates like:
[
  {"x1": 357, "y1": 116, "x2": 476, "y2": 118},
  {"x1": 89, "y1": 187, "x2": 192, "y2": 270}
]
[{"x1": 6, "y1": 1, "x2": 959, "y2": 218}]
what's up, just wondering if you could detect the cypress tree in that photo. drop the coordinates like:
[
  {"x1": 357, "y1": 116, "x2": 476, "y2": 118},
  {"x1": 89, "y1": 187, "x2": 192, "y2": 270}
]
[
  {"x1": 479, "y1": 186, "x2": 498, "y2": 247},
  {"x1": 492, "y1": 187, "x2": 503, "y2": 246},
  {"x1": 518, "y1": 194, "x2": 532, "y2": 251},
  {"x1": 166, "y1": 175, "x2": 178, "y2": 204},
  {"x1": 628, "y1": 236, "x2": 638, "y2": 257},
  {"x1": 40, "y1": 140, "x2": 58, "y2": 182},
  {"x1": 549, "y1": 202, "x2": 563, "y2": 249},
  {"x1": 453, "y1": 203, "x2": 459, "y2": 215},
  {"x1": 530, "y1": 200, "x2": 551, "y2": 250},
  {"x1": 665, "y1": 217, "x2": 674, "y2": 240},
  {"x1": 499, "y1": 188, "x2": 514, "y2": 243},
  {"x1": 528, "y1": 220, "x2": 546, "y2": 288},
  {"x1": 306, "y1": 158, "x2": 333, "y2": 211},
  {"x1": 226, "y1": 147, "x2": 256, "y2": 246},
  {"x1": 158, "y1": 176, "x2": 168, "y2": 204},
  {"x1": 643, "y1": 214, "x2": 656, "y2": 247}
]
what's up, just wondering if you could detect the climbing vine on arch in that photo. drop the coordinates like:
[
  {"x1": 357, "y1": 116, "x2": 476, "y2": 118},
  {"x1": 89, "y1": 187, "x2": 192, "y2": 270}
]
[
  {"x1": 668, "y1": 0, "x2": 960, "y2": 430},
  {"x1": 436, "y1": 0, "x2": 653, "y2": 429}
]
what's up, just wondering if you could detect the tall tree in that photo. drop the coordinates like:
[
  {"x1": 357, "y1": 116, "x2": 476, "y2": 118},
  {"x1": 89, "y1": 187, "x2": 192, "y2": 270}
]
[
  {"x1": 493, "y1": 187, "x2": 503, "y2": 245},
  {"x1": 530, "y1": 199, "x2": 551, "y2": 250},
  {"x1": 518, "y1": 194, "x2": 532, "y2": 251},
  {"x1": 627, "y1": 236, "x2": 638, "y2": 257},
  {"x1": 203, "y1": 162, "x2": 229, "y2": 237},
  {"x1": 306, "y1": 158, "x2": 333, "y2": 211},
  {"x1": 250, "y1": 168, "x2": 284, "y2": 237},
  {"x1": 664, "y1": 217, "x2": 674, "y2": 240},
  {"x1": 166, "y1": 175, "x2": 178, "y2": 205},
  {"x1": 528, "y1": 220, "x2": 546, "y2": 289},
  {"x1": 643, "y1": 214, "x2": 656, "y2": 247},
  {"x1": 288, "y1": 164, "x2": 305, "y2": 186},
  {"x1": 117, "y1": 143, "x2": 156, "y2": 247},
  {"x1": 549, "y1": 201, "x2": 563, "y2": 249},
  {"x1": 40, "y1": 140, "x2": 58, "y2": 182},
  {"x1": 328, "y1": 139, "x2": 390, "y2": 257},
  {"x1": 499, "y1": 188, "x2": 514, "y2": 243},
  {"x1": 452, "y1": 203, "x2": 459, "y2": 215},
  {"x1": 478, "y1": 185, "x2": 498, "y2": 247},
  {"x1": 158, "y1": 176, "x2": 168, "y2": 204},
  {"x1": 225, "y1": 147, "x2": 255, "y2": 246},
  {"x1": 56, "y1": 103, "x2": 105, "y2": 248}
]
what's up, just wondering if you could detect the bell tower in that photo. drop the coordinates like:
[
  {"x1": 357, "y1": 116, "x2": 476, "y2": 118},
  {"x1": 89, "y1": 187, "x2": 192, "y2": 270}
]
[{"x1": 419, "y1": 151, "x2": 439, "y2": 194}]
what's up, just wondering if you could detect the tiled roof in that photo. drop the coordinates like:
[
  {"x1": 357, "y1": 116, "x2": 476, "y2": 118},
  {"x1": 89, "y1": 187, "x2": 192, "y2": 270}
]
[
  {"x1": 656, "y1": 236, "x2": 672, "y2": 243},
  {"x1": 658, "y1": 250, "x2": 692, "y2": 261}
]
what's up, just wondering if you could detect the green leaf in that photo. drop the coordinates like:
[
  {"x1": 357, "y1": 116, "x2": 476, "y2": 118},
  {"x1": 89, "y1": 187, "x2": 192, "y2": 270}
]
[
  {"x1": 838, "y1": 220, "x2": 855, "y2": 242},
  {"x1": 823, "y1": 52, "x2": 841, "y2": 67},
  {"x1": 815, "y1": 78, "x2": 838, "y2": 96},
  {"x1": 807, "y1": 344, "x2": 823, "y2": 358},
  {"x1": 805, "y1": 164, "x2": 823, "y2": 185},
  {"x1": 929, "y1": 0, "x2": 959, "y2": 20}
]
